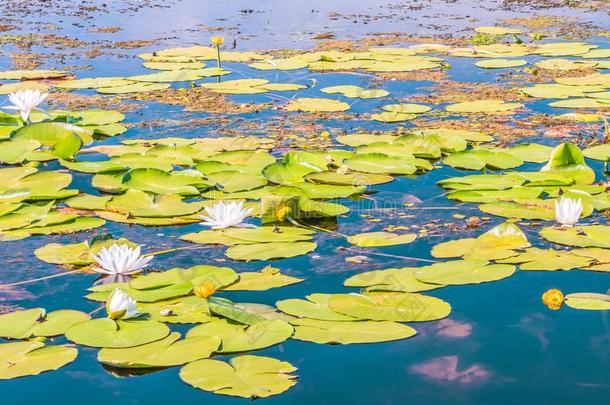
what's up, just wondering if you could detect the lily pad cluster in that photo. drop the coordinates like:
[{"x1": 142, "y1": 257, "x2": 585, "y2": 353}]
[{"x1": 1, "y1": 252, "x2": 452, "y2": 399}]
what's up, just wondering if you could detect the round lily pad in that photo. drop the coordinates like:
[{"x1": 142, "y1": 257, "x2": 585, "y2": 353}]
[
  {"x1": 564, "y1": 293, "x2": 610, "y2": 310},
  {"x1": 291, "y1": 318, "x2": 416, "y2": 344},
  {"x1": 98, "y1": 332, "x2": 220, "y2": 368},
  {"x1": 225, "y1": 241, "x2": 317, "y2": 261},
  {"x1": 276, "y1": 294, "x2": 357, "y2": 321},
  {"x1": 180, "y1": 355, "x2": 298, "y2": 399},
  {"x1": 475, "y1": 59, "x2": 527, "y2": 69},
  {"x1": 414, "y1": 259, "x2": 516, "y2": 285},
  {"x1": 0, "y1": 341, "x2": 78, "y2": 380},
  {"x1": 347, "y1": 231, "x2": 417, "y2": 247},
  {"x1": 285, "y1": 98, "x2": 350, "y2": 112},
  {"x1": 186, "y1": 318, "x2": 293, "y2": 353},
  {"x1": 328, "y1": 291, "x2": 451, "y2": 322},
  {"x1": 65, "y1": 318, "x2": 170, "y2": 348}
]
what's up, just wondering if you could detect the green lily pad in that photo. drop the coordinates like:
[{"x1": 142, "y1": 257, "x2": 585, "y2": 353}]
[
  {"x1": 65, "y1": 318, "x2": 170, "y2": 348},
  {"x1": 223, "y1": 266, "x2": 303, "y2": 291},
  {"x1": 474, "y1": 26, "x2": 523, "y2": 35},
  {"x1": 180, "y1": 355, "x2": 298, "y2": 399},
  {"x1": 479, "y1": 198, "x2": 592, "y2": 220},
  {"x1": 106, "y1": 190, "x2": 203, "y2": 217},
  {"x1": 98, "y1": 332, "x2": 220, "y2": 368},
  {"x1": 305, "y1": 170, "x2": 394, "y2": 186},
  {"x1": 205, "y1": 171, "x2": 267, "y2": 193},
  {"x1": 475, "y1": 59, "x2": 527, "y2": 69},
  {"x1": 344, "y1": 267, "x2": 445, "y2": 293},
  {"x1": 87, "y1": 282, "x2": 194, "y2": 303},
  {"x1": 123, "y1": 168, "x2": 204, "y2": 195},
  {"x1": 276, "y1": 294, "x2": 357, "y2": 321},
  {"x1": 540, "y1": 225, "x2": 610, "y2": 248},
  {"x1": 186, "y1": 318, "x2": 293, "y2": 353},
  {"x1": 0, "y1": 341, "x2": 78, "y2": 380},
  {"x1": 0, "y1": 139, "x2": 40, "y2": 164},
  {"x1": 328, "y1": 291, "x2": 451, "y2": 322},
  {"x1": 497, "y1": 248, "x2": 592, "y2": 270},
  {"x1": 291, "y1": 318, "x2": 416, "y2": 344},
  {"x1": 0, "y1": 308, "x2": 89, "y2": 339},
  {"x1": 371, "y1": 111, "x2": 417, "y2": 123},
  {"x1": 382, "y1": 103, "x2": 431, "y2": 114},
  {"x1": 347, "y1": 231, "x2": 417, "y2": 247},
  {"x1": 564, "y1": 293, "x2": 610, "y2": 310},
  {"x1": 414, "y1": 259, "x2": 516, "y2": 285},
  {"x1": 130, "y1": 265, "x2": 238, "y2": 291},
  {"x1": 138, "y1": 296, "x2": 211, "y2": 324},
  {"x1": 431, "y1": 221, "x2": 530, "y2": 260},
  {"x1": 285, "y1": 98, "x2": 350, "y2": 112},
  {"x1": 344, "y1": 153, "x2": 417, "y2": 175},
  {"x1": 226, "y1": 241, "x2": 317, "y2": 261},
  {"x1": 222, "y1": 227, "x2": 314, "y2": 243},
  {"x1": 443, "y1": 148, "x2": 524, "y2": 170},
  {"x1": 0, "y1": 69, "x2": 68, "y2": 80}
]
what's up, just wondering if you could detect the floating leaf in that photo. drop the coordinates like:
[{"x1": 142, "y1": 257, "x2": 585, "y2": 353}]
[
  {"x1": 106, "y1": 190, "x2": 203, "y2": 217},
  {"x1": 130, "y1": 265, "x2": 238, "y2": 291},
  {"x1": 475, "y1": 59, "x2": 527, "y2": 69},
  {"x1": 226, "y1": 242, "x2": 317, "y2": 261},
  {"x1": 98, "y1": 332, "x2": 220, "y2": 368},
  {"x1": 344, "y1": 153, "x2": 417, "y2": 175},
  {"x1": 276, "y1": 294, "x2": 357, "y2": 321},
  {"x1": 224, "y1": 266, "x2": 303, "y2": 291},
  {"x1": 305, "y1": 170, "x2": 393, "y2": 186},
  {"x1": 186, "y1": 318, "x2": 293, "y2": 353},
  {"x1": 285, "y1": 98, "x2": 350, "y2": 112},
  {"x1": 347, "y1": 231, "x2": 416, "y2": 247},
  {"x1": 344, "y1": 268, "x2": 445, "y2": 293},
  {"x1": 497, "y1": 248, "x2": 592, "y2": 270},
  {"x1": 442, "y1": 148, "x2": 524, "y2": 170},
  {"x1": 0, "y1": 342, "x2": 77, "y2": 380},
  {"x1": 382, "y1": 103, "x2": 431, "y2": 114},
  {"x1": 328, "y1": 291, "x2": 451, "y2": 322},
  {"x1": 180, "y1": 355, "x2": 297, "y2": 399},
  {"x1": 291, "y1": 318, "x2": 416, "y2": 344},
  {"x1": 474, "y1": 26, "x2": 523, "y2": 35},
  {"x1": 541, "y1": 143, "x2": 595, "y2": 184},
  {"x1": 540, "y1": 225, "x2": 610, "y2": 248},
  {"x1": 65, "y1": 318, "x2": 170, "y2": 348},
  {"x1": 564, "y1": 293, "x2": 610, "y2": 310},
  {"x1": 138, "y1": 296, "x2": 211, "y2": 324},
  {"x1": 414, "y1": 259, "x2": 515, "y2": 285},
  {"x1": 432, "y1": 221, "x2": 530, "y2": 260}
]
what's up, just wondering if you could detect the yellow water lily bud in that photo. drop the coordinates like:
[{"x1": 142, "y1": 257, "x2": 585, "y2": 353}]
[
  {"x1": 210, "y1": 36, "x2": 224, "y2": 46},
  {"x1": 542, "y1": 288, "x2": 564, "y2": 310},
  {"x1": 194, "y1": 281, "x2": 217, "y2": 298}
]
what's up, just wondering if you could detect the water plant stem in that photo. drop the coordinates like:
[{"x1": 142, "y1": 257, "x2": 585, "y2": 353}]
[
  {"x1": 216, "y1": 45, "x2": 221, "y2": 68},
  {"x1": 0, "y1": 269, "x2": 81, "y2": 288}
]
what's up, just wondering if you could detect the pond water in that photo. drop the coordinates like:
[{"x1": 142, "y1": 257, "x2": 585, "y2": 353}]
[{"x1": 1, "y1": 0, "x2": 610, "y2": 404}]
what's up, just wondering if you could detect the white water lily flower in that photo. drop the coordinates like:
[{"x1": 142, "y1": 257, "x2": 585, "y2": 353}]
[
  {"x1": 555, "y1": 196, "x2": 583, "y2": 227},
  {"x1": 3, "y1": 89, "x2": 49, "y2": 123},
  {"x1": 200, "y1": 201, "x2": 254, "y2": 229},
  {"x1": 91, "y1": 244, "x2": 152, "y2": 276},
  {"x1": 106, "y1": 288, "x2": 138, "y2": 320}
]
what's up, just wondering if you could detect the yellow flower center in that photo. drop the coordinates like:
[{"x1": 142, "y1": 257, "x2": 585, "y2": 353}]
[
  {"x1": 194, "y1": 281, "x2": 217, "y2": 298},
  {"x1": 210, "y1": 36, "x2": 224, "y2": 46},
  {"x1": 542, "y1": 288, "x2": 564, "y2": 310}
]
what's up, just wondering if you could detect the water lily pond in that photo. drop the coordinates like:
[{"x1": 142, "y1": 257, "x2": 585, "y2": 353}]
[{"x1": 2, "y1": 0, "x2": 610, "y2": 403}]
